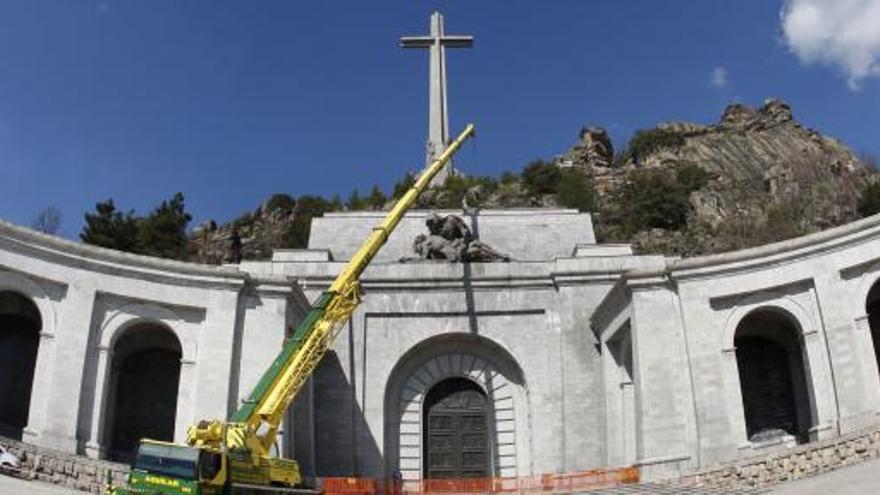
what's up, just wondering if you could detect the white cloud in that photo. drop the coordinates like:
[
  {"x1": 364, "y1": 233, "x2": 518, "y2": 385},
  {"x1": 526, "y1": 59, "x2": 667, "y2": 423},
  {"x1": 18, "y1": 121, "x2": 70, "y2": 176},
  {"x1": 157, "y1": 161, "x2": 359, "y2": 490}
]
[
  {"x1": 781, "y1": 0, "x2": 880, "y2": 89},
  {"x1": 710, "y1": 66, "x2": 728, "y2": 89}
]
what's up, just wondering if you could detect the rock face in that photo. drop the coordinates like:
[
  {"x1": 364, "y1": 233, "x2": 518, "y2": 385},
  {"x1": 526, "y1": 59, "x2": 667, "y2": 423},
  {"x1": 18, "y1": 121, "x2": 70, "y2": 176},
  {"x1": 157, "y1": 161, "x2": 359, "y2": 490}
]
[
  {"x1": 566, "y1": 126, "x2": 615, "y2": 169},
  {"x1": 566, "y1": 98, "x2": 875, "y2": 255},
  {"x1": 188, "y1": 199, "x2": 296, "y2": 263}
]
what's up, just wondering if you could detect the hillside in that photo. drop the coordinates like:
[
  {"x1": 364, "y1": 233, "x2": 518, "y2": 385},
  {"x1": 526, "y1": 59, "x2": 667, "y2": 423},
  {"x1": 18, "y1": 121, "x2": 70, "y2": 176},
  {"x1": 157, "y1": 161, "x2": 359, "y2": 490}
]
[
  {"x1": 572, "y1": 99, "x2": 875, "y2": 255},
  {"x1": 188, "y1": 98, "x2": 878, "y2": 262}
]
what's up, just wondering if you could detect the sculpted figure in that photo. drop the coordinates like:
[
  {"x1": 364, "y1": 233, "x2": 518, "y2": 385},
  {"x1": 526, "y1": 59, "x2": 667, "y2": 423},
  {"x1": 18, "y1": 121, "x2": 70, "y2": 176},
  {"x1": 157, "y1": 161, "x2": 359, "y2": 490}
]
[{"x1": 402, "y1": 212, "x2": 509, "y2": 263}]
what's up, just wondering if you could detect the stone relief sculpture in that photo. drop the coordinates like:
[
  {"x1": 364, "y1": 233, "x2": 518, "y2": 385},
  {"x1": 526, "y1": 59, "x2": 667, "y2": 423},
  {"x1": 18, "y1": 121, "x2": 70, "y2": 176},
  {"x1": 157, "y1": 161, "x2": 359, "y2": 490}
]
[{"x1": 402, "y1": 212, "x2": 510, "y2": 262}]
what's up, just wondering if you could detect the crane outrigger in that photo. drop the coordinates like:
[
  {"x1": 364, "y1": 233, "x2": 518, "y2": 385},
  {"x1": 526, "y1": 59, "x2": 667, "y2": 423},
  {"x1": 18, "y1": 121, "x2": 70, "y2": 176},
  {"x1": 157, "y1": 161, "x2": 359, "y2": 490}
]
[{"x1": 109, "y1": 123, "x2": 476, "y2": 494}]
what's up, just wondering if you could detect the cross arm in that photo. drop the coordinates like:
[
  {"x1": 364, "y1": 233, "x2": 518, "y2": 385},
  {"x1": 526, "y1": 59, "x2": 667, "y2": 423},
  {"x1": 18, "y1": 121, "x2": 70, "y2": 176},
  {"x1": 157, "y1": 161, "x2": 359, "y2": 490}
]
[
  {"x1": 401, "y1": 36, "x2": 434, "y2": 48},
  {"x1": 440, "y1": 35, "x2": 473, "y2": 48}
]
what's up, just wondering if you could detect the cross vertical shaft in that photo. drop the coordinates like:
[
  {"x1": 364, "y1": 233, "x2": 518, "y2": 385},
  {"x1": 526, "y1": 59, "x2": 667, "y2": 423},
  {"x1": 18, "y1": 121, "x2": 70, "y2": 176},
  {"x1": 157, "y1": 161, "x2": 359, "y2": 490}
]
[{"x1": 402, "y1": 11, "x2": 473, "y2": 186}]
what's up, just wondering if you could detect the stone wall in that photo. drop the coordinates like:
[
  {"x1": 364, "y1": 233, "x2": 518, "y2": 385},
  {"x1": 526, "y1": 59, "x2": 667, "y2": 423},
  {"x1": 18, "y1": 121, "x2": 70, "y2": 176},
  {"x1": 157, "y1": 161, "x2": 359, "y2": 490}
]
[
  {"x1": 683, "y1": 424, "x2": 880, "y2": 490},
  {"x1": 0, "y1": 435, "x2": 129, "y2": 493}
]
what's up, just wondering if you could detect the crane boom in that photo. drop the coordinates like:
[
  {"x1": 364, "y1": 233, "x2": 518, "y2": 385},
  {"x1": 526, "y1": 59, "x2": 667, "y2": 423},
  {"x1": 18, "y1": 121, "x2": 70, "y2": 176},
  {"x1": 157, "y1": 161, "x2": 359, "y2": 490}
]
[{"x1": 184, "y1": 124, "x2": 476, "y2": 471}]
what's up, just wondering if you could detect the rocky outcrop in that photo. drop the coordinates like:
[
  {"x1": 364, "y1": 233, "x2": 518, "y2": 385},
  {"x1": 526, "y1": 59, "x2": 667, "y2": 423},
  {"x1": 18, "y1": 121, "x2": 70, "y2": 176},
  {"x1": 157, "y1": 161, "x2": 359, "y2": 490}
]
[
  {"x1": 567, "y1": 98, "x2": 875, "y2": 255},
  {"x1": 188, "y1": 199, "x2": 296, "y2": 264}
]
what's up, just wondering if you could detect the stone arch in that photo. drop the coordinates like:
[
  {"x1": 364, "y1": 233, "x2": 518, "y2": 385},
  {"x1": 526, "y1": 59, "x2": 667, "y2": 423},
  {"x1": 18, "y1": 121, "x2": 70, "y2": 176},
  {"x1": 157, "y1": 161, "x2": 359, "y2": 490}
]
[
  {"x1": 100, "y1": 303, "x2": 196, "y2": 361},
  {"x1": 103, "y1": 321, "x2": 183, "y2": 462},
  {"x1": 384, "y1": 334, "x2": 527, "y2": 481},
  {"x1": 733, "y1": 307, "x2": 815, "y2": 445},
  {"x1": 0, "y1": 291, "x2": 42, "y2": 439},
  {"x1": 0, "y1": 271, "x2": 57, "y2": 338},
  {"x1": 86, "y1": 303, "x2": 198, "y2": 460}
]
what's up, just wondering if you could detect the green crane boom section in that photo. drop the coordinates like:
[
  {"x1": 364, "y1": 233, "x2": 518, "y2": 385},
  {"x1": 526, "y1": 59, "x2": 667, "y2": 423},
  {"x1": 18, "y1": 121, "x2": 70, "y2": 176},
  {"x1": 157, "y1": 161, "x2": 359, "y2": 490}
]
[{"x1": 229, "y1": 124, "x2": 476, "y2": 440}]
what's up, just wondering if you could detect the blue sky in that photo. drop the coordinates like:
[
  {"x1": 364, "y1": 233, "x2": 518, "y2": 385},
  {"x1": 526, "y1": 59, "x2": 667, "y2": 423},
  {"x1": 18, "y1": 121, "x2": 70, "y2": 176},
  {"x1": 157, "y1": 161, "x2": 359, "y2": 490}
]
[{"x1": 1, "y1": 1, "x2": 879, "y2": 236}]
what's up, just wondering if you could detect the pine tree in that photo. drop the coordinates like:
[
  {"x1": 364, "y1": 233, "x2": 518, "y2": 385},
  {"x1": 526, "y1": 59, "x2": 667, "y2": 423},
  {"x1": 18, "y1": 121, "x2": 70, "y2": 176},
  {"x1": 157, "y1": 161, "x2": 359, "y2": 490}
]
[
  {"x1": 368, "y1": 186, "x2": 387, "y2": 210},
  {"x1": 136, "y1": 192, "x2": 192, "y2": 260},
  {"x1": 80, "y1": 199, "x2": 139, "y2": 252},
  {"x1": 347, "y1": 189, "x2": 366, "y2": 211},
  {"x1": 392, "y1": 172, "x2": 416, "y2": 199}
]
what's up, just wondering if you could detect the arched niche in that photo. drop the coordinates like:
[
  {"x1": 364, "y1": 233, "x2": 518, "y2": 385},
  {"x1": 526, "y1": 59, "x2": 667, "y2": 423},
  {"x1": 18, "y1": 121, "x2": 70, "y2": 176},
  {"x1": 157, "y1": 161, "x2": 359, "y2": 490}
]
[
  {"x1": 734, "y1": 307, "x2": 815, "y2": 444},
  {"x1": 104, "y1": 322, "x2": 182, "y2": 462},
  {"x1": 0, "y1": 291, "x2": 42, "y2": 439}
]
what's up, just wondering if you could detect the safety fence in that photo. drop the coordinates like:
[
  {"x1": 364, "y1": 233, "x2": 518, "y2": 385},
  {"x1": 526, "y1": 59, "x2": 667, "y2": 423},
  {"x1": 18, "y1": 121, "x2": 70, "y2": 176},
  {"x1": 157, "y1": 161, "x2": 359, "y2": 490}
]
[{"x1": 323, "y1": 466, "x2": 639, "y2": 495}]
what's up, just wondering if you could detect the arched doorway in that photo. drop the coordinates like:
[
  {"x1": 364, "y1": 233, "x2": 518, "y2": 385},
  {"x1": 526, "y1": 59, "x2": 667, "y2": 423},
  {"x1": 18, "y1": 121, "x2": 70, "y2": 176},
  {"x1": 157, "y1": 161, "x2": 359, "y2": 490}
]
[
  {"x1": 105, "y1": 323, "x2": 182, "y2": 462},
  {"x1": 735, "y1": 308, "x2": 813, "y2": 444},
  {"x1": 423, "y1": 378, "x2": 491, "y2": 479},
  {"x1": 866, "y1": 280, "x2": 880, "y2": 376},
  {"x1": 0, "y1": 291, "x2": 41, "y2": 439}
]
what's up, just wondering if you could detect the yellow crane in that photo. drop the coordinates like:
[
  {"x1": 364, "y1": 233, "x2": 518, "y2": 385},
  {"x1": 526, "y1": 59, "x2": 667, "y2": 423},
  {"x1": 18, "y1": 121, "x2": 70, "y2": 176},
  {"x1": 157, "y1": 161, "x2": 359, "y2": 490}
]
[{"x1": 110, "y1": 123, "x2": 476, "y2": 494}]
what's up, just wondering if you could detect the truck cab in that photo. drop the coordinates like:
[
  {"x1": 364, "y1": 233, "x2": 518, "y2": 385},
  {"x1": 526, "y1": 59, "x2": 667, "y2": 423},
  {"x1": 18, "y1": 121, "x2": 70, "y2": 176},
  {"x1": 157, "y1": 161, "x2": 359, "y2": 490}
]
[{"x1": 111, "y1": 439, "x2": 225, "y2": 495}]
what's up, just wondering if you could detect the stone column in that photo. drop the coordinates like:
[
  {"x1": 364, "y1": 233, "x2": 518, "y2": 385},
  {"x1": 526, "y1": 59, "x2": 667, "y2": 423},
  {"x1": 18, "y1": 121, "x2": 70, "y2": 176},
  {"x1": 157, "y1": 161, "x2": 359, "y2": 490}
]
[
  {"x1": 628, "y1": 278, "x2": 697, "y2": 480},
  {"x1": 175, "y1": 359, "x2": 198, "y2": 443},
  {"x1": 85, "y1": 345, "x2": 112, "y2": 459},
  {"x1": 22, "y1": 330, "x2": 57, "y2": 446},
  {"x1": 193, "y1": 291, "x2": 241, "y2": 420},
  {"x1": 37, "y1": 284, "x2": 97, "y2": 452},
  {"x1": 814, "y1": 272, "x2": 880, "y2": 432}
]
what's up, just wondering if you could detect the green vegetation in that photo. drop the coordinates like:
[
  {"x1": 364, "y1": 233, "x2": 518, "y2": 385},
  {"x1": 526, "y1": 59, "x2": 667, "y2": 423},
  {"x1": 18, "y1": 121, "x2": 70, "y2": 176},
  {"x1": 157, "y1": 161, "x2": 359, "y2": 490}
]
[
  {"x1": 368, "y1": 186, "x2": 387, "y2": 210},
  {"x1": 137, "y1": 193, "x2": 192, "y2": 260},
  {"x1": 347, "y1": 189, "x2": 366, "y2": 211},
  {"x1": 625, "y1": 129, "x2": 685, "y2": 163},
  {"x1": 81, "y1": 193, "x2": 192, "y2": 260},
  {"x1": 618, "y1": 164, "x2": 709, "y2": 232},
  {"x1": 392, "y1": 172, "x2": 416, "y2": 199},
  {"x1": 81, "y1": 199, "x2": 140, "y2": 252},
  {"x1": 858, "y1": 182, "x2": 880, "y2": 217},
  {"x1": 281, "y1": 195, "x2": 330, "y2": 249},
  {"x1": 265, "y1": 193, "x2": 296, "y2": 214},
  {"x1": 521, "y1": 159, "x2": 561, "y2": 195},
  {"x1": 557, "y1": 169, "x2": 596, "y2": 212},
  {"x1": 437, "y1": 174, "x2": 499, "y2": 208}
]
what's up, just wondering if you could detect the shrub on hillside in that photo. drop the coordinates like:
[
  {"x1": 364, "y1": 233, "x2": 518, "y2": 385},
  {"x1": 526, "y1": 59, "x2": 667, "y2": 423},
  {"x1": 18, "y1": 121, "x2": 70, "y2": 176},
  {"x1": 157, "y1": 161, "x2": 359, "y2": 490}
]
[
  {"x1": 619, "y1": 164, "x2": 710, "y2": 232},
  {"x1": 281, "y1": 195, "x2": 329, "y2": 249},
  {"x1": 522, "y1": 160, "x2": 561, "y2": 195},
  {"x1": 266, "y1": 193, "x2": 296, "y2": 214},
  {"x1": 858, "y1": 182, "x2": 880, "y2": 217},
  {"x1": 557, "y1": 169, "x2": 597, "y2": 212},
  {"x1": 621, "y1": 169, "x2": 690, "y2": 231},
  {"x1": 626, "y1": 129, "x2": 685, "y2": 163}
]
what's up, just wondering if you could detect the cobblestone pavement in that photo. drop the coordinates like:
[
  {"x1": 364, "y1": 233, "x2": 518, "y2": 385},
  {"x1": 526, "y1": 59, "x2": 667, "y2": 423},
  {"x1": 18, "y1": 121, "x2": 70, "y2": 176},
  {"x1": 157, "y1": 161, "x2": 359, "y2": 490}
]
[{"x1": 0, "y1": 473, "x2": 79, "y2": 494}]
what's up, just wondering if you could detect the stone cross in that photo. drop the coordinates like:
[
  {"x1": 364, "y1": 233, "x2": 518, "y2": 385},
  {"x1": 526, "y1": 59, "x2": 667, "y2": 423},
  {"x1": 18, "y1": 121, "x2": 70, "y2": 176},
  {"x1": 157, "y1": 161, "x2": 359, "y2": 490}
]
[{"x1": 401, "y1": 11, "x2": 473, "y2": 186}]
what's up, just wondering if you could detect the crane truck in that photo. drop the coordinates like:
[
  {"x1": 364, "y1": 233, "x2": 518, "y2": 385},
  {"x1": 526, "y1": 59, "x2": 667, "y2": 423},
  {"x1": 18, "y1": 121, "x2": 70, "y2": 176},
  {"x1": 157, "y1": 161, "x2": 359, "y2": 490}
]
[{"x1": 108, "y1": 123, "x2": 476, "y2": 495}]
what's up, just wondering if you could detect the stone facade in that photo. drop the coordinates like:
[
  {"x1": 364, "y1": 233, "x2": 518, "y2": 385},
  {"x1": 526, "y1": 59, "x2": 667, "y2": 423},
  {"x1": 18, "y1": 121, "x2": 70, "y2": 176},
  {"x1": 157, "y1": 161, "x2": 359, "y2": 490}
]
[
  {"x1": 0, "y1": 220, "x2": 310, "y2": 463},
  {"x1": 3, "y1": 206, "x2": 880, "y2": 487}
]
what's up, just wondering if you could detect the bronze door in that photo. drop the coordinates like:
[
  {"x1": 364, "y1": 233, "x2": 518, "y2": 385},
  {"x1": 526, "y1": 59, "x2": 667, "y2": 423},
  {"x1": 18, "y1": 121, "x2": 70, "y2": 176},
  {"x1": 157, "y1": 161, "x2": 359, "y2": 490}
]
[{"x1": 424, "y1": 378, "x2": 491, "y2": 479}]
